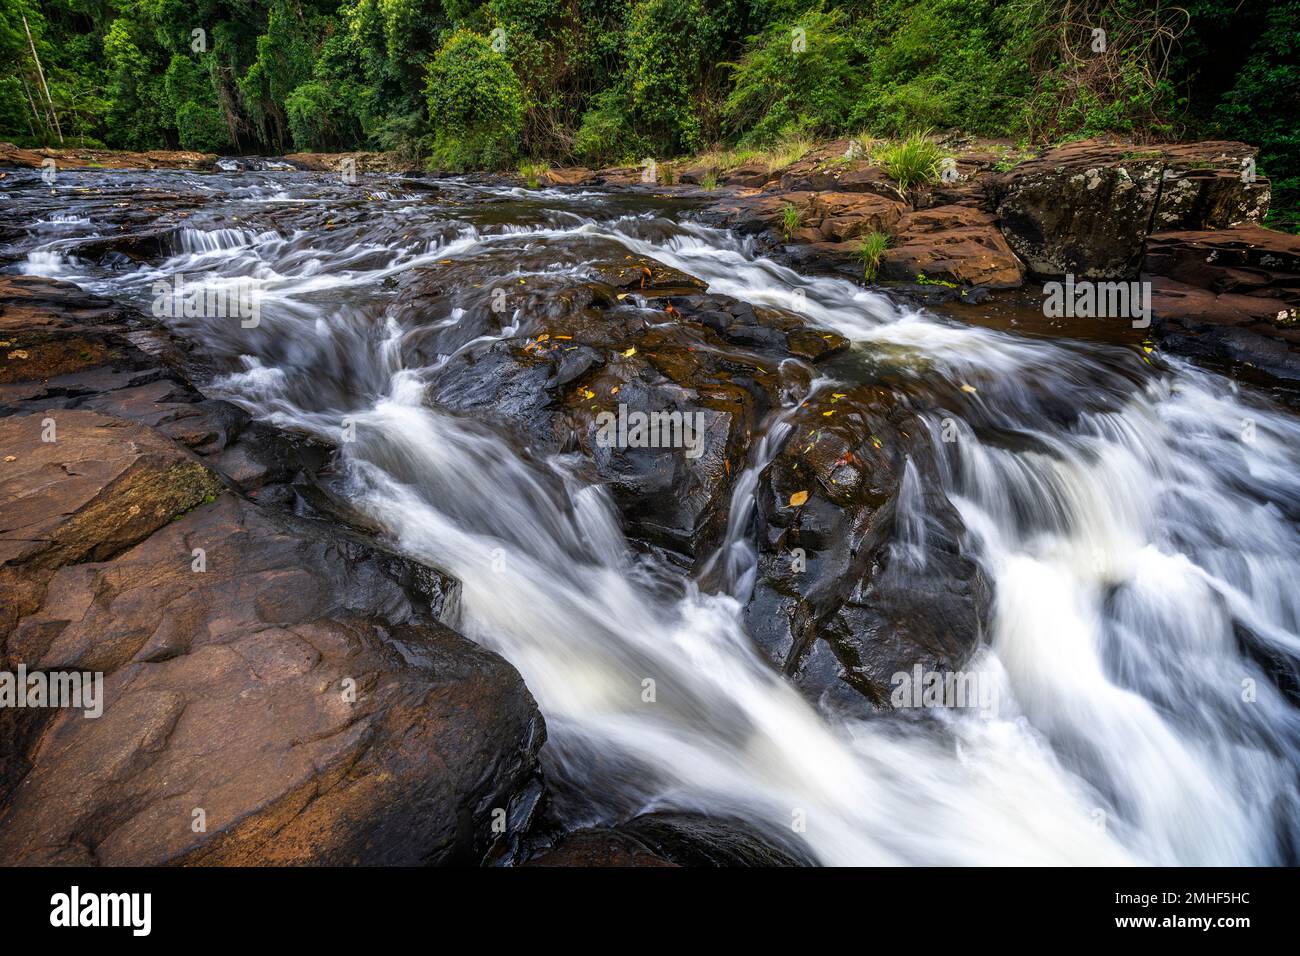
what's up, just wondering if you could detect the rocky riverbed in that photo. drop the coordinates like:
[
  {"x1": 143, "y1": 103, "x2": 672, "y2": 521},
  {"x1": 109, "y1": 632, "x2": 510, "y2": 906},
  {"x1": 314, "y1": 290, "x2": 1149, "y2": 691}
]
[{"x1": 1, "y1": 145, "x2": 1298, "y2": 866}]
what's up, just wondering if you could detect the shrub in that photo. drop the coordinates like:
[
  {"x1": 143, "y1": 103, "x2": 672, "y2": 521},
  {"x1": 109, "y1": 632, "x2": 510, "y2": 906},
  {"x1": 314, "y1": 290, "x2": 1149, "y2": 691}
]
[
  {"x1": 724, "y1": 10, "x2": 857, "y2": 145},
  {"x1": 575, "y1": 88, "x2": 645, "y2": 166},
  {"x1": 174, "y1": 102, "x2": 231, "y2": 153},
  {"x1": 286, "y1": 81, "x2": 364, "y2": 151},
  {"x1": 622, "y1": 0, "x2": 718, "y2": 156},
  {"x1": 424, "y1": 30, "x2": 526, "y2": 170}
]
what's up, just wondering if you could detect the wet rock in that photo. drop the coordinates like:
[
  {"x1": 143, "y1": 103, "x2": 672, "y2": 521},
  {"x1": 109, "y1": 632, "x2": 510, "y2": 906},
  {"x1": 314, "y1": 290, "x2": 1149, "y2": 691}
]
[
  {"x1": 526, "y1": 811, "x2": 814, "y2": 866},
  {"x1": 525, "y1": 828, "x2": 679, "y2": 866},
  {"x1": 705, "y1": 190, "x2": 906, "y2": 245},
  {"x1": 415, "y1": 256, "x2": 846, "y2": 558},
  {"x1": 0, "y1": 276, "x2": 244, "y2": 454},
  {"x1": 1151, "y1": 280, "x2": 1300, "y2": 388},
  {"x1": 808, "y1": 191, "x2": 907, "y2": 242},
  {"x1": 1144, "y1": 226, "x2": 1300, "y2": 387},
  {"x1": 617, "y1": 811, "x2": 815, "y2": 866},
  {"x1": 744, "y1": 385, "x2": 990, "y2": 712},
  {"x1": 993, "y1": 139, "x2": 1165, "y2": 279},
  {"x1": 544, "y1": 167, "x2": 595, "y2": 186},
  {"x1": 65, "y1": 229, "x2": 176, "y2": 264},
  {"x1": 780, "y1": 160, "x2": 907, "y2": 204},
  {"x1": 703, "y1": 190, "x2": 815, "y2": 236},
  {"x1": 0, "y1": 492, "x2": 545, "y2": 866},
  {"x1": 0, "y1": 411, "x2": 224, "y2": 577},
  {"x1": 1144, "y1": 225, "x2": 1300, "y2": 300},
  {"x1": 721, "y1": 162, "x2": 776, "y2": 188},
  {"x1": 282, "y1": 151, "x2": 418, "y2": 175}
]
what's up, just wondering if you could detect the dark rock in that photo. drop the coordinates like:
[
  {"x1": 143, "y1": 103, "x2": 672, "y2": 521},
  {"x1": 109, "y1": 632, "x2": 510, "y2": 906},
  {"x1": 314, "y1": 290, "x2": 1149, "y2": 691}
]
[
  {"x1": 1145, "y1": 226, "x2": 1300, "y2": 387},
  {"x1": 993, "y1": 139, "x2": 1165, "y2": 279},
  {"x1": 743, "y1": 385, "x2": 990, "y2": 712},
  {"x1": 526, "y1": 811, "x2": 814, "y2": 866},
  {"x1": 415, "y1": 255, "x2": 846, "y2": 559},
  {"x1": 1153, "y1": 142, "x2": 1271, "y2": 231}
]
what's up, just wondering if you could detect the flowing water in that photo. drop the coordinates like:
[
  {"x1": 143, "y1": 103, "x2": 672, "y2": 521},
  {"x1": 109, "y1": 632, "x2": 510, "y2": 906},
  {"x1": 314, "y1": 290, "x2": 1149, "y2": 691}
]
[{"x1": 4, "y1": 168, "x2": 1298, "y2": 865}]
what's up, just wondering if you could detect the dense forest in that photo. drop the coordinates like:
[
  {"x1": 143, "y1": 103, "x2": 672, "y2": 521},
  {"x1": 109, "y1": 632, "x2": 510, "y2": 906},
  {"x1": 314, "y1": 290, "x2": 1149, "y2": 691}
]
[{"x1": 2, "y1": 0, "x2": 1297, "y2": 224}]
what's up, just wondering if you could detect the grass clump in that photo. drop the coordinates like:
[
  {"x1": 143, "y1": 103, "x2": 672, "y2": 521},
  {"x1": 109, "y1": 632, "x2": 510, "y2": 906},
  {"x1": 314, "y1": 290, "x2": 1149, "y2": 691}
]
[
  {"x1": 859, "y1": 231, "x2": 891, "y2": 281},
  {"x1": 781, "y1": 203, "x2": 802, "y2": 240},
  {"x1": 518, "y1": 161, "x2": 550, "y2": 188},
  {"x1": 874, "y1": 131, "x2": 947, "y2": 190}
]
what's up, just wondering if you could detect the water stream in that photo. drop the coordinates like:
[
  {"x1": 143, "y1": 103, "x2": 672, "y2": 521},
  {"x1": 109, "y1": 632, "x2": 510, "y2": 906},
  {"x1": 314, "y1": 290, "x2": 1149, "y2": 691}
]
[{"x1": 4, "y1": 168, "x2": 1297, "y2": 865}]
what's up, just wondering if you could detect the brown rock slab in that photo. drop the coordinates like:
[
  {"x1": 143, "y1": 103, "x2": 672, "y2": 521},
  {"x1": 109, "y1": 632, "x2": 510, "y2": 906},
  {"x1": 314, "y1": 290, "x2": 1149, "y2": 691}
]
[
  {"x1": 0, "y1": 410, "x2": 224, "y2": 573},
  {"x1": 0, "y1": 492, "x2": 544, "y2": 866},
  {"x1": 885, "y1": 205, "x2": 1025, "y2": 288}
]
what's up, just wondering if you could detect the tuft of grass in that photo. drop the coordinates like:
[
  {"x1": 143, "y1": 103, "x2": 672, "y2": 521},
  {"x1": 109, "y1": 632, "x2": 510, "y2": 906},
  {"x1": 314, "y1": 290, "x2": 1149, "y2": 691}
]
[
  {"x1": 690, "y1": 134, "x2": 813, "y2": 178},
  {"x1": 873, "y1": 131, "x2": 947, "y2": 191},
  {"x1": 781, "y1": 202, "x2": 802, "y2": 241},
  {"x1": 700, "y1": 170, "x2": 718, "y2": 190},
  {"x1": 859, "y1": 230, "x2": 891, "y2": 281},
  {"x1": 764, "y1": 135, "x2": 814, "y2": 172},
  {"x1": 518, "y1": 160, "x2": 549, "y2": 188}
]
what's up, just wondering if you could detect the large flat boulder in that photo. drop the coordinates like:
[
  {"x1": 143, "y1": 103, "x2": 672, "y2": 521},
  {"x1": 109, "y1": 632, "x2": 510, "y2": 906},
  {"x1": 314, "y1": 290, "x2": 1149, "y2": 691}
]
[
  {"x1": 883, "y1": 204, "x2": 1024, "y2": 288},
  {"x1": 0, "y1": 492, "x2": 544, "y2": 866},
  {"x1": 0, "y1": 410, "x2": 224, "y2": 598}
]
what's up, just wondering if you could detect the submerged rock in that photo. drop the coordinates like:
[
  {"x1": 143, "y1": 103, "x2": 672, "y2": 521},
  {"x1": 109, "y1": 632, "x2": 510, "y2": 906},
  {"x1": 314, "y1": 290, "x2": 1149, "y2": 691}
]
[{"x1": 416, "y1": 254, "x2": 847, "y2": 558}]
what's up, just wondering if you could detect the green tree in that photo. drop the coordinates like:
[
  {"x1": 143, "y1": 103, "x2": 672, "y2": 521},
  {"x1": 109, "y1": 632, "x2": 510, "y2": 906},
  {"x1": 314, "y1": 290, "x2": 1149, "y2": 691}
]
[{"x1": 424, "y1": 29, "x2": 525, "y2": 169}]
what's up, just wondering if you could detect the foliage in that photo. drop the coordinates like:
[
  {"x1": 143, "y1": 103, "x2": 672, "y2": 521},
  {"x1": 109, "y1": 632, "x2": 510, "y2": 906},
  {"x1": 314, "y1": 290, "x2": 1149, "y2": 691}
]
[
  {"x1": 724, "y1": 9, "x2": 856, "y2": 145},
  {"x1": 424, "y1": 29, "x2": 525, "y2": 170},
  {"x1": 0, "y1": 0, "x2": 1292, "y2": 226}
]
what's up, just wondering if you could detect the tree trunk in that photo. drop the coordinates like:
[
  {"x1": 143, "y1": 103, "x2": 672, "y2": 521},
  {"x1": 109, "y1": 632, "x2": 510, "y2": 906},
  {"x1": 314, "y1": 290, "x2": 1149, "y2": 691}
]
[{"x1": 22, "y1": 15, "x2": 63, "y2": 145}]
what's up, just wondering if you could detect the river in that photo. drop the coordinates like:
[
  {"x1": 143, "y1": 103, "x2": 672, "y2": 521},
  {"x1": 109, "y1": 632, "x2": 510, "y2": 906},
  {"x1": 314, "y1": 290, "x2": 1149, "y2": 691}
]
[{"x1": 3, "y1": 167, "x2": 1298, "y2": 865}]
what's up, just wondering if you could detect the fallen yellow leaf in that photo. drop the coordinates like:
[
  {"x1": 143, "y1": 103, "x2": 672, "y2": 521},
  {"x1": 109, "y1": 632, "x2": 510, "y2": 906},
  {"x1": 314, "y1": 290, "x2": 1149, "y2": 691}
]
[{"x1": 789, "y1": 490, "x2": 809, "y2": 507}]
